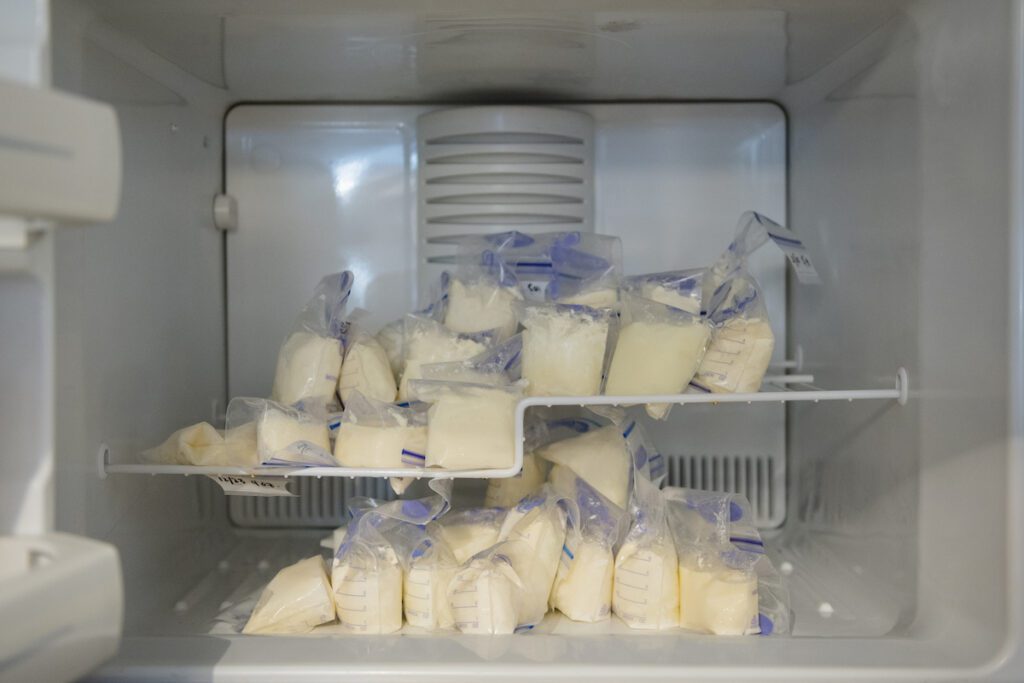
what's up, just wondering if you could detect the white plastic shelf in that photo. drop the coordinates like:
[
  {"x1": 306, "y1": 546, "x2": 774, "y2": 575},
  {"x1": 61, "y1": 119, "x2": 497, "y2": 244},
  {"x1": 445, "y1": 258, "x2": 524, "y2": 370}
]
[{"x1": 102, "y1": 368, "x2": 908, "y2": 481}]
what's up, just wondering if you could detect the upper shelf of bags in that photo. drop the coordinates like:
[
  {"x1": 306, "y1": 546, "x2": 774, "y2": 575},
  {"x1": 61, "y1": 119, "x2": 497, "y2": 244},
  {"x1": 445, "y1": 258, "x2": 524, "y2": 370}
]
[{"x1": 109, "y1": 211, "x2": 905, "y2": 480}]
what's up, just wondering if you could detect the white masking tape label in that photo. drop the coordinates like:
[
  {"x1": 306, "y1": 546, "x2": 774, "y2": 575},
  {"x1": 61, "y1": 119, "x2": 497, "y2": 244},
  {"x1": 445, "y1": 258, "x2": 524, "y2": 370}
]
[{"x1": 208, "y1": 474, "x2": 295, "y2": 497}]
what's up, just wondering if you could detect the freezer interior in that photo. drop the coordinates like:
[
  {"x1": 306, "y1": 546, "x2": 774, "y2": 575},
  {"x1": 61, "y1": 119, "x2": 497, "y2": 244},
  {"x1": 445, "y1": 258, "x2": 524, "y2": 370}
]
[{"x1": 25, "y1": 0, "x2": 1023, "y2": 677}]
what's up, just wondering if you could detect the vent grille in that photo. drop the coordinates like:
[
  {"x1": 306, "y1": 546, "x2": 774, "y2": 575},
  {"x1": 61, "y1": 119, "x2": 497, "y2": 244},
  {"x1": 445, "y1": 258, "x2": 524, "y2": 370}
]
[
  {"x1": 665, "y1": 453, "x2": 785, "y2": 529},
  {"x1": 418, "y1": 106, "x2": 594, "y2": 295},
  {"x1": 228, "y1": 478, "x2": 397, "y2": 528}
]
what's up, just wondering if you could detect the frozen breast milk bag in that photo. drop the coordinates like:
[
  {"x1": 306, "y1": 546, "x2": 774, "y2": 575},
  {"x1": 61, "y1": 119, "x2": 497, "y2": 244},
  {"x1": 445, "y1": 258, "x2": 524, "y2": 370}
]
[
  {"x1": 332, "y1": 540, "x2": 404, "y2": 634},
  {"x1": 604, "y1": 294, "x2": 711, "y2": 420},
  {"x1": 403, "y1": 536, "x2": 459, "y2": 631},
  {"x1": 547, "y1": 465, "x2": 621, "y2": 622},
  {"x1": 271, "y1": 272, "x2": 353, "y2": 406},
  {"x1": 272, "y1": 331, "x2": 344, "y2": 406},
  {"x1": 612, "y1": 476, "x2": 679, "y2": 630},
  {"x1": 553, "y1": 535, "x2": 614, "y2": 622},
  {"x1": 692, "y1": 275, "x2": 775, "y2": 394},
  {"x1": 412, "y1": 380, "x2": 523, "y2": 470},
  {"x1": 444, "y1": 276, "x2": 522, "y2": 341},
  {"x1": 664, "y1": 487, "x2": 788, "y2": 635},
  {"x1": 436, "y1": 509, "x2": 506, "y2": 564},
  {"x1": 678, "y1": 563, "x2": 758, "y2": 635},
  {"x1": 497, "y1": 489, "x2": 570, "y2": 626},
  {"x1": 375, "y1": 318, "x2": 406, "y2": 377},
  {"x1": 338, "y1": 334, "x2": 397, "y2": 405},
  {"x1": 613, "y1": 531, "x2": 679, "y2": 630},
  {"x1": 256, "y1": 402, "x2": 332, "y2": 466},
  {"x1": 243, "y1": 556, "x2": 335, "y2": 635},
  {"x1": 398, "y1": 317, "x2": 489, "y2": 400},
  {"x1": 485, "y1": 453, "x2": 549, "y2": 508},
  {"x1": 141, "y1": 422, "x2": 222, "y2": 466},
  {"x1": 333, "y1": 396, "x2": 427, "y2": 469},
  {"x1": 536, "y1": 425, "x2": 631, "y2": 509},
  {"x1": 449, "y1": 552, "x2": 522, "y2": 635},
  {"x1": 521, "y1": 304, "x2": 610, "y2": 397}
]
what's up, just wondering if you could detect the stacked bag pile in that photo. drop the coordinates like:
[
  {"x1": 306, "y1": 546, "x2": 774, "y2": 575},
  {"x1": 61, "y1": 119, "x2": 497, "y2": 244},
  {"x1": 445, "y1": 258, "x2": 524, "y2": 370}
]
[
  {"x1": 142, "y1": 211, "x2": 789, "y2": 477},
  {"x1": 239, "y1": 408, "x2": 790, "y2": 636}
]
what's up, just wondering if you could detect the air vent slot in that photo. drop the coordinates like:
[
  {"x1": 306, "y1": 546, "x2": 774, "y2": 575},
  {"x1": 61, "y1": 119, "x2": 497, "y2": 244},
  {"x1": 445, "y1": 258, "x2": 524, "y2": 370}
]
[
  {"x1": 228, "y1": 477, "x2": 396, "y2": 529},
  {"x1": 664, "y1": 453, "x2": 784, "y2": 529}
]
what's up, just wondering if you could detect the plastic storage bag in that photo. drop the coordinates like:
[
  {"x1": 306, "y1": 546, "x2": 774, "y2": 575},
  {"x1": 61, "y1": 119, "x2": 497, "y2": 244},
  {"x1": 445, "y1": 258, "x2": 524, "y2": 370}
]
[
  {"x1": 140, "y1": 422, "x2": 222, "y2": 466},
  {"x1": 621, "y1": 268, "x2": 704, "y2": 316},
  {"x1": 435, "y1": 508, "x2": 507, "y2": 565},
  {"x1": 496, "y1": 486, "x2": 575, "y2": 628},
  {"x1": 400, "y1": 529, "x2": 460, "y2": 631},
  {"x1": 448, "y1": 548, "x2": 523, "y2": 635},
  {"x1": 612, "y1": 475, "x2": 679, "y2": 630},
  {"x1": 332, "y1": 485, "x2": 452, "y2": 634},
  {"x1": 691, "y1": 273, "x2": 775, "y2": 394},
  {"x1": 663, "y1": 487, "x2": 790, "y2": 635},
  {"x1": 604, "y1": 293, "x2": 712, "y2": 420},
  {"x1": 409, "y1": 379, "x2": 525, "y2": 470},
  {"x1": 242, "y1": 556, "x2": 336, "y2": 635},
  {"x1": 420, "y1": 333, "x2": 523, "y2": 387},
  {"x1": 332, "y1": 394, "x2": 428, "y2": 469},
  {"x1": 535, "y1": 424, "x2": 631, "y2": 509},
  {"x1": 226, "y1": 397, "x2": 334, "y2": 467},
  {"x1": 271, "y1": 272, "x2": 353, "y2": 407},
  {"x1": 484, "y1": 452, "x2": 550, "y2": 508},
  {"x1": 547, "y1": 465, "x2": 625, "y2": 622},
  {"x1": 443, "y1": 244, "x2": 524, "y2": 340},
  {"x1": 338, "y1": 326, "x2": 397, "y2": 406},
  {"x1": 520, "y1": 303, "x2": 611, "y2": 396},
  {"x1": 546, "y1": 232, "x2": 623, "y2": 309},
  {"x1": 398, "y1": 316, "x2": 492, "y2": 400}
]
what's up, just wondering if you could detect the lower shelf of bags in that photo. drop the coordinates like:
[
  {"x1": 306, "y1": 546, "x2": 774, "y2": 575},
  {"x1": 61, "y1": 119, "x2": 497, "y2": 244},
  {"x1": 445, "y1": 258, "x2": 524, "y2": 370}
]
[
  {"x1": 101, "y1": 368, "x2": 908, "y2": 481},
  {"x1": 129, "y1": 533, "x2": 903, "y2": 641}
]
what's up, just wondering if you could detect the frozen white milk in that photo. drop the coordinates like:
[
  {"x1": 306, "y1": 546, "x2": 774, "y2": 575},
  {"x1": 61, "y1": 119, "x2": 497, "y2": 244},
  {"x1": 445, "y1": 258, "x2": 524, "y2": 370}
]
[
  {"x1": 437, "y1": 513, "x2": 504, "y2": 564},
  {"x1": 398, "y1": 320, "x2": 488, "y2": 400},
  {"x1": 213, "y1": 421, "x2": 259, "y2": 467},
  {"x1": 243, "y1": 557, "x2": 335, "y2": 635},
  {"x1": 557, "y1": 287, "x2": 620, "y2": 309},
  {"x1": 536, "y1": 426, "x2": 630, "y2": 509},
  {"x1": 333, "y1": 422, "x2": 427, "y2": 469},
  {"x1": 338, "y1": 336, "x2": 397, "y2": 405},
  {"x1": 271, "y1": 331, "x2": 343, "y2": 406},
  {"x1": 550, "y1": 535, "x2": 614, "y2": 622},
  {"x1": 141, "y1": 422, "x2": 222, "y2": 466},
  {"x1": 498, "y1": 496, "x2": 568, "y2": 626},
  {"x1": 257, "y1": 406, "x2": 331, "y2": 464},
  {"x1": 613, "y1": 538, "x2": 680, "y2": 630},
  {"x1": 678, "y1": 564, "x2": 758, "y2": 635},
  {"x1": 444, "y1": 278, "x2": 522, "y2": 340},
  {"x1": 604, "y1": 319, "x2": 711, "y2": 419},
  {"x1": 485, "y1": 453, "x2": 548, "y2": 508},
  {"x1": 375, "y1": 319, "x2": 406, "y2": 376},
  {"x1": 521, "y1": 305, "x2": 609, "y2": 397},
  {"x1": 448, "y1": 554, "x2": 521, "y2": 634},
  {"x1": 642, "y1": 283, "x2": 702, "y2": 315},
  {"x1": 404, "y1": 560, "x2": 458, "y2": 631},
  {"x1": 422, "y1": 383, "x2": 519, "y2": 470},
  {"x1": 332, "y1": 545, "x2": 404, "y2": 634},
  {"x1": 692, "y1": 318, "x2": 774, "y2": 394}
]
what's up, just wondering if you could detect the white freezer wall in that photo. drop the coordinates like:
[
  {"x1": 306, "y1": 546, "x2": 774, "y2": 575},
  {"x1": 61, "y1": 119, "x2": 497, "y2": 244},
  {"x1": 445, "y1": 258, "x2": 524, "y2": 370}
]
[
  {"x1": 49, "y1": 1, "x2": 236, "y2": 634},
  {"x1": 786, "y1": 0, "x2": 1020, "y2": 660}
]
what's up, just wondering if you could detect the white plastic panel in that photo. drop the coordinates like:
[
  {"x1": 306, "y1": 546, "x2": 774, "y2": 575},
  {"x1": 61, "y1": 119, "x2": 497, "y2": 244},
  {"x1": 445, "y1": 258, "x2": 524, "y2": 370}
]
[
  {"x1": 0, "y1": 533, "x2": 122, "y2": 683},
  {"x1": 0, "y1": 79, "x2": 121, "y2": 224}
]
